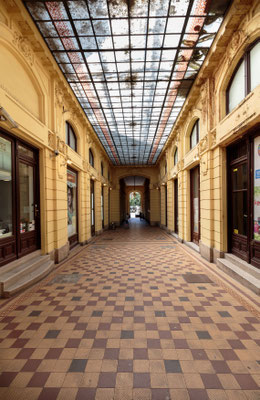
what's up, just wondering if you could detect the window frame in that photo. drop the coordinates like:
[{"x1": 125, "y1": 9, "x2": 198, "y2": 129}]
[
  {"x1": 89, "y1": 148, "x2": 94, "y2": 168},
  {"x1": 66, "y1": 122, "x2": 77, "y2": 152},
  {"x1": 174, "y1": 148, "x2": 178, "y2": 166},
  {"x1": 101, "y1": 161, "x2": 104, "y2": 176},
  {"x1": 226, "y1": 39, "x2": 260, "y2": 114},
  {"x1": 190, "y1": 119, "x2": 200, "y2": 150}
]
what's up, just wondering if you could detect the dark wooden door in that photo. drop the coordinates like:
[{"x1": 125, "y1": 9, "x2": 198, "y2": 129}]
[
  {"x1": 250, "y1": 135, "x2": 260, "y2": 268},
  {"x1": 229, "y1": 160, "x2": 249, "y2": 262},
  {"x1": 174, "y1": 179, "x2": 178, "y2": 234},
  {"x1": 67, "y1": 168, "x2": 78, "y2": 249},
  {"x1": 228, "y1": 134, "x2": 260, "y2": 269},
  {"x1": 90, "y1": 179, "x2": 95, "y2": 236},
  {"x1": 17, "y1": 142, "x2": 40, "y2": 258},
  {"x1": 165, "y1": 185, "x2": 167, "y2": 227},
  {"x1": 101, "y1": 186, "x2": 104, "y2": 229},
  {"x1": 0, "y1": 132, "x2": 40, "y2": 267},
  {"x1": 191, "y1": 166, "x2": 200, "y2": 245}
]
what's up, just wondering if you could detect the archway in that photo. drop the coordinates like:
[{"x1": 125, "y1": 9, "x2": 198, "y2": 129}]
[
  {"x1": 119, "y1": 176, "x2": 150, "y2": 224},
  {"x1": 129, "y1": 191, "x2": 141, "y2": 218}
]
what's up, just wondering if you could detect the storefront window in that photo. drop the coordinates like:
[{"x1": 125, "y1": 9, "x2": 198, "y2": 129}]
[
  {"x1": 19, "y1": 162, "x2": 35, "y2": 233},
  {"x1": 0, "y1": 136, "x2": 12, "y2": 238},
  {"x1": 254, "y1": 136, "x2": 260, "y2": 241},
  {"x1": 67, "y1": 169, "x2": 77, "y2": 237}
]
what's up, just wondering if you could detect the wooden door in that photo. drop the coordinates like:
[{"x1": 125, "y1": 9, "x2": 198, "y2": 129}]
[
  {"x1": 251, "y1": 135, "x2": 260, "y2": 268},
  {"x1": 90, "y1": 179, "x2": 95, "y2": 236},
  {"x1": 174, "y1": 179, "x2": 178, "y2": 234},
  {"x1": 191, "y1": 166, "x2": 200, "y2": 245},
  {"x1": 17, "y1": 142, "x2": 40, "y2": 257},
  {"x1": 101, "y1": 186, "x2": 104, "y2": 229},
  {"x1": 0, "y1": 133, "x2": 40, "y2": 267},
  {"x1": 67, "y1": 168, "x2": 78, "y2": 249},
  {"x1": 165, "y1": 185, "x2": 167, "y2": 227},
  {"x1": 229, "y1": 160, "x2": 249, "y2": 262}
]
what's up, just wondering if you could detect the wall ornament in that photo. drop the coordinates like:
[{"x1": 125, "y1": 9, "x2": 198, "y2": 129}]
[{"x1": 12, "y1": 32, "x2": 34, "y2": 66}]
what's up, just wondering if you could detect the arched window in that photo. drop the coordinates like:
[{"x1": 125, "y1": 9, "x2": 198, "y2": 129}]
[
  {"x1": 227, "y1": 40, "x2": 260, "y2": 113},
  {"x1": 190, "y1": 120, "x2": 199, "y2": 150},
  {"x1": 89, "y1": 149, "x2": 94, "y2": 167},
  {"x1": 66, "y1": 122, "x2": 77, "y2": 151},
  {"x1": 174, "y1": 148, "x2": 178, "y2": 166},
  {"x1": 101, "y1": 162, "x2": 104, "y2": 176}
]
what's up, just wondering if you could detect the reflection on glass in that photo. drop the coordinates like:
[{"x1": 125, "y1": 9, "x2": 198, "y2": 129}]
[
  {"x1": 232, "y1": 191, "x2": 247, "y2": 236},
  {"x1": 232, "y1": 164, "x2": 247, "y2": 191},
  {"x1": 228, "y1": 61, "x2": 245, "y2": 112},
  {"x1": 19, "y1": 162, "x2": 35, "y2": 233},
  {"x1": 0, "y1": 136, "x2": 12, "y2": 238},
  {"x1": 250, "y1": 41, "x2": 260, "y2": 91},
  {"x1": 18, "y1": 144, "x2": 34, "y2": 159},
  {"x1": 67, "y1": 170, "x2": 77, "y2": 237}
]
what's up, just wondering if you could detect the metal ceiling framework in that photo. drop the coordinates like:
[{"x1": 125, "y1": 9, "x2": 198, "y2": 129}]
[{"x1": 23, "y1": 0, "x2": 231, "y2": 165}]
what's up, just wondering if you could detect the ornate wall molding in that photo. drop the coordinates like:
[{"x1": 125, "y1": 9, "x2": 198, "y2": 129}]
[
  {"x1": 226, "y1": 30, "x2": 246, "y2": 66},
  {"x1": 201, "y1": 154, "x2": 208, "y2": 176},
  {"x1": 12, "y1": 31, "x2": 34, "y2": 66},
  {"x1": 55, "y1": 85, "x2": 64, "y2": 107},
  {"x1": 200, "y1": 80, "x2": 209, "y2": 125},
  {"x1": 199, "y1": 134, "x2": 208, "y2": 155},
  {"x1": 56, "y1": 136, "x2": 67, "y2": 156},
  {"x1": 48, "y1": 131, "x2": 55, "y2": 149}
]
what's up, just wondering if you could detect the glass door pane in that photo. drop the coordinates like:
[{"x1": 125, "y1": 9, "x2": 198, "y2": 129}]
[
  {"x1": 0, "y1": 136, "x2": 13, "y2": 238},
  {"x1": 67, "y1": 169, "x2": 77, "y2": 237},
  {"x1": 232, "y1": 164, "x2": 247, "y2": 237},
  {"x1": 19, "y1": 162, "x2": 35, "y2": 233}
]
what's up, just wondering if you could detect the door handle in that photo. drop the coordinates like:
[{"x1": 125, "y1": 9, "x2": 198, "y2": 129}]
[{"x1": 34, "y1": 204, "x2": 39, "y2": 217}]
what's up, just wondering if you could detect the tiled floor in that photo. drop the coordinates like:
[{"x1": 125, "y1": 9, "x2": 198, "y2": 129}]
[{"x1": 0, "y1": 219, "x2": 259, "y2": 400}]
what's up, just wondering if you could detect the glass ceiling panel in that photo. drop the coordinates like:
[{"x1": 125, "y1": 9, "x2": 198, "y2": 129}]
[{"x1": 24, "y1": 0, "x2": 232, "y2": 165}]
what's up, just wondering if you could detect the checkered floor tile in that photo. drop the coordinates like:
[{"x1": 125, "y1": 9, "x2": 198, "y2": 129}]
[{"x1": 0, "y1": 219, "x2": 259, "y2": 400}]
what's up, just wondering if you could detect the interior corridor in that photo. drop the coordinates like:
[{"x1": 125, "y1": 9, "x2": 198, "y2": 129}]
[{"x1": 0, "y1": 223, "x2": 259, "y2": 400}]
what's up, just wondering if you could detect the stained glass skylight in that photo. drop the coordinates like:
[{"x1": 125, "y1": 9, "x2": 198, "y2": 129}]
[{"x1": 23, "y1": 0, "x2": 231, "y2": 165}]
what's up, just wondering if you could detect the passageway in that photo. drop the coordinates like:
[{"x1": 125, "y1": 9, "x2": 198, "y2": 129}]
[{"x1": 0, "y1": 224, "x2": 259, "y2": 400}]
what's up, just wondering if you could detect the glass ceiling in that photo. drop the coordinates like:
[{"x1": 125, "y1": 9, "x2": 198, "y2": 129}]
[{"x1": 23, "y1": 0, "x2": 231, "y2": 165}]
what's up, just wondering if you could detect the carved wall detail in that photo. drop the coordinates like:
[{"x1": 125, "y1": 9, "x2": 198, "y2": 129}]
[
  {"x1": 199, "y1": 134, "x2": 208, "y2": 154},
  {"x1": 226, "y1": 30, "x2": 245, "y2": 66},
  {"x1": 200, "y1": 80, "x2": 208, "y2": 125},
  {"x1": 55, "y1": 85, "x2": 64, "y2": 107},
  {"x1": 12, "y1": 32, "x2": 34, "y2": 66},
  {"x1": 210, "y1": 129, "x2": 217, "y2": 148},
  {"x1": 201, "y1": 154, "x2": 208, "y2": 176},
  {"x1": 177, "y1": 159, "x2": 184, "y2": 172},
  {"x1": 57, "y1": 136, "x2": 67, "y2": 156},
  {"x1": 48, "y1": 131, "x2": 55, "y2": 149}
]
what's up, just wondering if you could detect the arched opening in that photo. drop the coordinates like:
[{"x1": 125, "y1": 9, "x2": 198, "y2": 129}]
[
  {"x1": 129, "y1": 191, "x2": 141, "y2": 218},
  {"x1": 119, "y1": 176, "x2": 150, "y2": 225}
]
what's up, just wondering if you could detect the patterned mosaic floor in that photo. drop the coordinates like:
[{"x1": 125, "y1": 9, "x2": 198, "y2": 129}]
[{"x1": 0, "y1": 219, "x2": 259, "y2": 400}]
